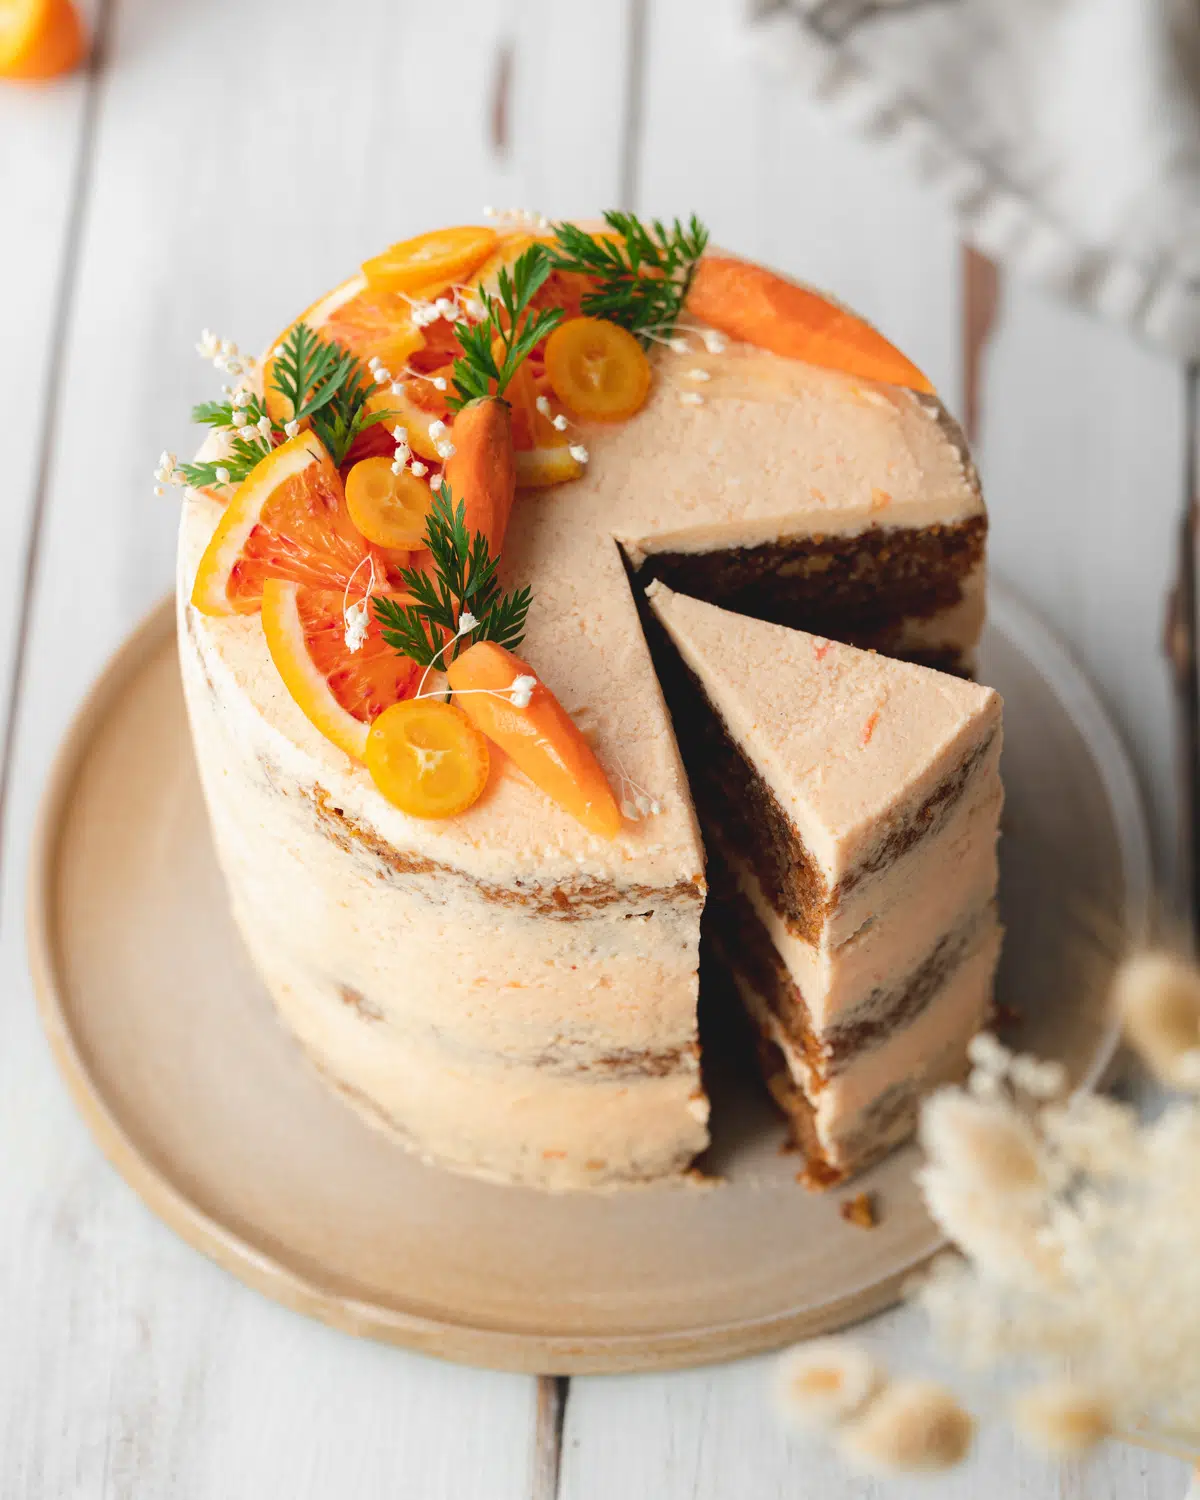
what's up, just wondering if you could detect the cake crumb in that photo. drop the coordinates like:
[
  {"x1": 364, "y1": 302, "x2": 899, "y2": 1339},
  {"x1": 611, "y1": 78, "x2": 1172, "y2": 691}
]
[
  {"x1": 860, "y1": 709, "x2": 880, "y2": 746},
  {"x1": 840, "y1": 1192, "x2": 878, "y2": 1229},
  {"x1": 813, "y1": 639, "x2": 833, "y2": 662}
]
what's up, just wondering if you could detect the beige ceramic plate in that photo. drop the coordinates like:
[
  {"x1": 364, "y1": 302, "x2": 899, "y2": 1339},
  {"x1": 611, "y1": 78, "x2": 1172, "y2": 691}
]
[{"x1": 29, "y1": 585, "x2": 1150, "y2": 1374}]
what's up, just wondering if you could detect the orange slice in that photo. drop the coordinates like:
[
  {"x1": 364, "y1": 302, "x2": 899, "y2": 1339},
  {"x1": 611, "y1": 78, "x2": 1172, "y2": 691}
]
[
  {"x1": 543, "y1": 317, "x2": 652, "y2": 421},
  {"x1": 515, "y1": 445, "x2": 584, "y2": 489},
  {"x1": 367, "y1": 383, "x2": 449, "y2": 464},
  {"x1": 363, "y1": 227, "x2": 498, "y2": 296},
  {"x1": 0, "y1": 0, "x2": 85, "y2": 78},
  {"x1": 264, "y1": 274, "x2": 427, "y2": 425},
  {"x1": 446, "y1": 641, "x2": 622, "y2": 837},
  {"x1": 262, "y1": 580, "x2": 419, "y2": 761},
  {"x1": 191, "y1": 432, "x2": 378, "y2": 616},
  {"x1": 366, "y1": 700, "x2": 490, "y2": 817},
  {"x1": 687, "y1": 256, "x2": 934, "y2": 394},
  {"x1": 345, "y1": 457, "x2": 433, "y2": 549}
]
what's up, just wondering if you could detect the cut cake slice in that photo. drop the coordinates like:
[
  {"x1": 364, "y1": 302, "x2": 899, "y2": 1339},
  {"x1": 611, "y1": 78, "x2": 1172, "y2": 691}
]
[{"x1": 645, "y1": 581, "x2": 1003, "y2": 1183}]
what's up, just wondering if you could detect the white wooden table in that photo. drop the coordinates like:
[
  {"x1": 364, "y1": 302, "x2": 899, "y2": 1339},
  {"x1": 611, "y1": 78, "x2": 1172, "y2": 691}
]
[{"x1": 1, "y1": 1, "x2": 1192, "y2": 1494}]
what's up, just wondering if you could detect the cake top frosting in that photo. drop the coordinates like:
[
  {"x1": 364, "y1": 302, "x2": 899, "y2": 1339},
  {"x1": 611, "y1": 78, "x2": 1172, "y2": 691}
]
[{"x1": 174, "y1": 213, "x2": 984, "y2": 873}]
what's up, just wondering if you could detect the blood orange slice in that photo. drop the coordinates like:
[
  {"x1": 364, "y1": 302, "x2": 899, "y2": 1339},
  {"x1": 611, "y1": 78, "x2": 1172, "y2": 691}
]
[
  {"x1": 262, "y1": 580, "x2": 419, "y2": 761},
  {"x1": 191, "y1": 432, "x2": 382, "y2": 616},
  {"x1": 263, "y1": 274, "x2": 428, "y2": 426}
]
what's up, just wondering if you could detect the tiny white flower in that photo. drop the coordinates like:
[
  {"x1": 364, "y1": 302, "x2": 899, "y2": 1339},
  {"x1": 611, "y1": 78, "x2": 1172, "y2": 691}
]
[
  {"x1": 435, "y1": 440, "x2": 456, "y2": 460},
  {"x1": 509, "y1": 673, "x2": 537, "y2": 709},
  {"x1": 391, "y1": 381, "x2": 407, "y2": 396},
  {"x1": 552, "y1": 414, "x2": 569, "y2": 432},
  {"x1": 457, "y1": 611, "x2": 478, "y2": 634},
  {"x1": 391, "y1": 425, "x2": 408, "y2": 442},
  {"x1": 410, "y1": 460, "x2": 428, "y2": 477},
  {"x1": 284, "y1": 420, "x2": 300, "y2": 439},
  {"x1": 232, "y1": 409, "x2": 248, "y2": 427},
  {"x1": 669, "y1": 336, "x2": 689, "y2": 354},
  {"x1": 343, "y1": 599, "x2": 369, "y2": 654},
  {"x1": 568, "y1": 444, "x2": 589, "y2": 464},
  {"x1": 431, "y1": 376, "x2": 447, "y2": 391},
  {"x1": 434, "y1": 297, "x2": 456, "y2": 319},
  {"x1": 391, "y1": 459, "x2": 407, "y2": 476},
  {"x1": 462, "y1": 297, "x2": 485, "y2": 321},
  {"x1": 215, "y1": 467, "x2": 231, "y2": 486},
  {"x1": 256, "y1": 415, "x2": 273, "y2": 437},
  {"x1": 536, "y1": 395, "x2": 552, "y2": 418},
  {"x1": 687, "y1": 367, "x2": 711, "y2": 382},
  {"x1": 428, "y1": 419, "x2": 447, "y2": 440},
  {"x1": 679, "y1": 391, "x2": 704, "y2": 406},
  {"x1": 702, "y1": 329, "x2": 727, "y2": 354}
]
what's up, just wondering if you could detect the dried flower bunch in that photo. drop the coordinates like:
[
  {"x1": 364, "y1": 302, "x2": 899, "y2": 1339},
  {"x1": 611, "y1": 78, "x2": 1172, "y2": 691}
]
[{"x1": 775, "y1": 948, "x2": 1200, "y2": 1482}]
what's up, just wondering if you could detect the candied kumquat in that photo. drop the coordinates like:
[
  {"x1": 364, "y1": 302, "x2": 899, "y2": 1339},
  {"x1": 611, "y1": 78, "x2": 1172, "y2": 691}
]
[
  {"x1": 0, "y1": 0, "x2": 85, "y2": 79},
  {"x1": 543, "y1": 317, "x2": 651, "y2": 422},
  {"x1": 362, "y1": 226, "x2": 498, "y2": 295},
  {"x1": 446, "y1": 642, "x2": 622, "y2": 838},
  {"x1": 346, "y1": 457, "x2": 434, "y2": 550},
  {"x1": 366, "y1": 699, "x2": 491, "y2": 818}
]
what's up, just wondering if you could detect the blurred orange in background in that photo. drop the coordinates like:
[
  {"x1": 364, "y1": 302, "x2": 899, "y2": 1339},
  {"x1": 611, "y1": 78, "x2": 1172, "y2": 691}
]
[{"x1": 0, "y1": 0, "x2": 85, "y2": 80}]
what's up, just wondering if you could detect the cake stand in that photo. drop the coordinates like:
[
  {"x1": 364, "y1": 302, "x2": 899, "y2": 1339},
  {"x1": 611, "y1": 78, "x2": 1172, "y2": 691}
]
[{"x1": 27, "y1": 583, "x2": 1151, "y2": 1374}]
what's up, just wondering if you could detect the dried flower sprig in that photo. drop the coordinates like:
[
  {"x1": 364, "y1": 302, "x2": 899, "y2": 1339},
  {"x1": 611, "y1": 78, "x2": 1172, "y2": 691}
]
[
  {"x1": 773, "y1": 947, "x2": 1200, "y2": 1483},
  {"x1": 372, "y1": 481, "x2": 531, "y2": 670}
]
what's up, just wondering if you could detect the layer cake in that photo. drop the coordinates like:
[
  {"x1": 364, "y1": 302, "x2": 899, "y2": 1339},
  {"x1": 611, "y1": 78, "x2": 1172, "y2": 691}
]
[{"x1": 176, "y1": 218, "x2": 997, "y2": 1189}]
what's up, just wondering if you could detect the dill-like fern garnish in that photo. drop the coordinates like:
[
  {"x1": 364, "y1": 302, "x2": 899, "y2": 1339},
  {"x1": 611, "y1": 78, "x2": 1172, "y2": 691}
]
[
  {"x1": 269, "y1": 321, "x2": 393, "y2": 466},
  {"x1": 373, "y1": 482, "x2": 531, "y2": 669},
  {"x1": 447, "y1": 245, "x2": 565, "y2": 411},
  {"x1": 547, "y1": 211, "x2": 710, "y2": 346}
]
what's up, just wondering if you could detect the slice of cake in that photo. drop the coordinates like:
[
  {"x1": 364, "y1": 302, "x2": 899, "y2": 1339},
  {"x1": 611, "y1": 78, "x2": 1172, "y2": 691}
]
[{"x1": 646, "y1": 582, "x2": 1002, "y2": 1183}]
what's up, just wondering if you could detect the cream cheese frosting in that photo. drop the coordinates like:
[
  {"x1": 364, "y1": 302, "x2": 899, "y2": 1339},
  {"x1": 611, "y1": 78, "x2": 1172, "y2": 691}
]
[{"x1": 178, "y1": 261, "x2": 991, "y2": 1190}]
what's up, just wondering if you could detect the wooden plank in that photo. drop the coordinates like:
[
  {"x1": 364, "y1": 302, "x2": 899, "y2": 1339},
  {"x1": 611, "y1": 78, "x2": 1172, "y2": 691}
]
[
  {"x1": 0, "y1": 3, "x2": 99, "y2": 792},
  {"x1": 0, "y1": 1, "x2": 632, "y2": 1495},
  {"x1": 976, "y1": 282, "x2": 1188, "y2": 896},
  {"x1": 632, "y1": 0, "x2": 960, "y2": 407},
  {"x1": 560, "y1": 1303, "x2": 1188, "y2": 1500}
]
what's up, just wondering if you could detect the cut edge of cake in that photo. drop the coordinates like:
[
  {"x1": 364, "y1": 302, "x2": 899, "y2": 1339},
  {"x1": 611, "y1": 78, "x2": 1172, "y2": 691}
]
[{"x1": 645, "y1": 580, "x2": 1003, "y2": 1184}]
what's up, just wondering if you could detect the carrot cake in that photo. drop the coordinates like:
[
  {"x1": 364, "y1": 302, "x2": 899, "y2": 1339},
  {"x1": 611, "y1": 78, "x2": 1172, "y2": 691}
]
[
  {"x1": 646, "y1": 584, "x2": 1002, "y2": 1182},
  {"x1": 169, "y1": 212, "x2": 997, "y2": 1189}
]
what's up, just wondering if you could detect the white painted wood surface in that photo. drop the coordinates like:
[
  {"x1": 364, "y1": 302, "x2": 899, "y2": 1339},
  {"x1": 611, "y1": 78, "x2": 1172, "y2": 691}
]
[{"x1": 0, "y1": 0, "x2": 1190, "y2": 1495}]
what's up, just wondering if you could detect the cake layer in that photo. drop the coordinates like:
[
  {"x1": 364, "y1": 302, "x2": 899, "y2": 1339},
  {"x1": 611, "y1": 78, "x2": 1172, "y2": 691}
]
[
  {"x1": 244, "y1": 931, "x2": 708, "y2": 1191},
  {"x1": 647, "y1": 582, "x2": 1002, "y2": 945},
  {"x1": 180, "y1": 576, "x2": 710, "y2": 1189},
  {"x1": 732, "y1": 917, "x2": 1000, "y2": 1181},
  {"x1": 718, "y1": 771, "x2": 1003, "y2": 1039}
]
